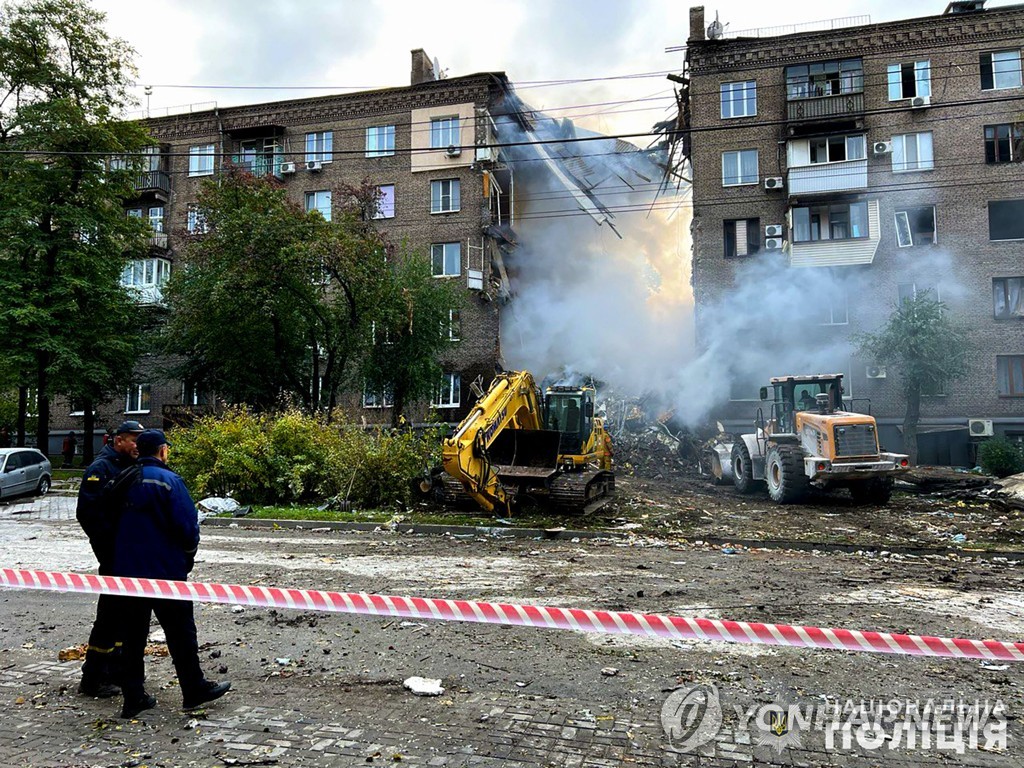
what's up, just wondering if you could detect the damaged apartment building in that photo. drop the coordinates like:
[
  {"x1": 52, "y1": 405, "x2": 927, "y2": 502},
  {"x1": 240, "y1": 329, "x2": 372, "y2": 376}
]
[
  {"x1": 47, "y1": 50, "x2": 652, "y2": 445},
  {"x1": 678, "y1": 2, "x2": 1024, "y2": 464}
]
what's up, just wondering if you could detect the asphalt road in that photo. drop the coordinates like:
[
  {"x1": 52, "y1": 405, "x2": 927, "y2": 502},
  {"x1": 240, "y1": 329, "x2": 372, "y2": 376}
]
[{"x1": 1, "y1": 498, "x2": 1022, "y2": 767}]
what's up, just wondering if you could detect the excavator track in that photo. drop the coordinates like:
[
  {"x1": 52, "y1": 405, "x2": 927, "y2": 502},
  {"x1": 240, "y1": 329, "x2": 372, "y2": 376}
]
[
  {"x1": 436, "y1": 472, "x2": 478, "y2": 509},
  {"x1": 548, "y1": 470, "x2": 615, "y2": 516}
]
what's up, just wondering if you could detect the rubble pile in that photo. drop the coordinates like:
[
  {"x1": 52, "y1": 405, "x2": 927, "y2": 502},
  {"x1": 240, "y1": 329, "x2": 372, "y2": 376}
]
[{"x1": 612, "y1": 428, "x2": 691, "y2": 480}]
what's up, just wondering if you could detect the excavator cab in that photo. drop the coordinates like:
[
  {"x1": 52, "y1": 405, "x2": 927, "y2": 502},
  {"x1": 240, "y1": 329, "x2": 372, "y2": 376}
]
[{"x1": 544, "y1": 387, "x2": 594, "y2": 454}]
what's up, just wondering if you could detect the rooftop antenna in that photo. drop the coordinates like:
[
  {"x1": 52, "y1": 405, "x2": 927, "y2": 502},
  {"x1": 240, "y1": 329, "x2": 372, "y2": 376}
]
[
  {"x1": 707, "y1": 12, "x2": 726, "y2": 39},
  {"x1": 432, "y1": 56, "x2": 448, "y2": 80}
]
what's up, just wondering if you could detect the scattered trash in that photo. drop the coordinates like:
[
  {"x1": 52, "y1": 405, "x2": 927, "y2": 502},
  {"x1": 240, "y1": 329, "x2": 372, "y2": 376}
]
[
  {"x1": 231, "y1": 606, "x2": 244, "y2": 614},
  {"x1": 57, "y1": 644, "x2": 86, "y2": 662},
  {"x1": 601, "y1": 667, "x2": 619, "y2": 677},
  {"x1": 721, "y1": 547, "x2": 738, "y2": 555},
  {"x1": 950, "y1": 534, "x2": 967, "y2": 544},
  {"x1": 981, "y1": 663, "x2": 1009, "y2": 671},
  {"x1": 403, "y1": 676, "x2": 444, "y2": 696},
  {"x1": 275, "y1": 658, "x2": 291, "y2": 666}
]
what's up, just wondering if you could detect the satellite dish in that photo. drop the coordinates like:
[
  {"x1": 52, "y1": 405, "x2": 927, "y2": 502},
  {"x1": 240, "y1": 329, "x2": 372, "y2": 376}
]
[
  {"x1": 707, "y1": 11, "x2": 726, "y2": 39},
  {"x1": 432, "y1": 56, "x2": 448, "y2": 80}
]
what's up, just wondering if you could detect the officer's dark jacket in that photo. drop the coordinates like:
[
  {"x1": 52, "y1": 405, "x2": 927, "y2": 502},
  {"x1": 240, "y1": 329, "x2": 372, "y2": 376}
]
[
  {"x1": 77, "y1": 445, "x2": 133, "y2": 565},
  {"x1": 112, "y1": 456, "x2": 200, "y2": 581}
]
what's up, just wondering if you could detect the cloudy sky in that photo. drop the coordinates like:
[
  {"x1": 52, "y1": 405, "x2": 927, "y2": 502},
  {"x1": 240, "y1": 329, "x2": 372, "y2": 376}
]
[{"x1": 90, "y1": 0, "x2": 1010, "y2": 138}]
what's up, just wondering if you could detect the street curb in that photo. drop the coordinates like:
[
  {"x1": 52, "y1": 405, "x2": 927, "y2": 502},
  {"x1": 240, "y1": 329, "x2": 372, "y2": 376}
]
[{"x1": 201, "y1": 517, "x2": 1024, "y2": 560}]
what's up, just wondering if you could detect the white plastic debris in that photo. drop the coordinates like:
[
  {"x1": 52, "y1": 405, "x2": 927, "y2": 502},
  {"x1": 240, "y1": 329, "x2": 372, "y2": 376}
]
[
  {"x1": 403, "y1": 676, "x2": 444, "y2": 696},
  {"x1": 197, "y1": 497, "x2": 240, "y2": 517},
  {"x1": 601, "y1": 667, "x2": 619, "y2": 677},
  {"x1": 231, "y1": 605, "x2": 244, "y2": 614}
]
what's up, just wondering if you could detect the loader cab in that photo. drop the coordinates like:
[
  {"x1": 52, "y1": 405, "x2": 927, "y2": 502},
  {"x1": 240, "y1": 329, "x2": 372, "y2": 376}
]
[
  {"x1": 766, "y1": 375, "x2": 845, "y2": 432},
  {"x1": 544, "y1": 387, "x2": 594, "y2": 455}
]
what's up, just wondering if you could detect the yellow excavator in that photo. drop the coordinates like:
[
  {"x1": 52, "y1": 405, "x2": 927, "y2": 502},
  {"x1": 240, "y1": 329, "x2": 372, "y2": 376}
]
[{"x1": 437, "y1": 371, "x2": 614, "y2": 515}]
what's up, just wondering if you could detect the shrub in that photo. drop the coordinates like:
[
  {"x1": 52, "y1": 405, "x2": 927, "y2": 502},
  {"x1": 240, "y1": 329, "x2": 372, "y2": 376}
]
[
  {"x1": 169, "y1": 409, "x2": 443, "y2": 508},
  {"x1": 978, "y1": 437, "x2": 1024, "y2": 478}
]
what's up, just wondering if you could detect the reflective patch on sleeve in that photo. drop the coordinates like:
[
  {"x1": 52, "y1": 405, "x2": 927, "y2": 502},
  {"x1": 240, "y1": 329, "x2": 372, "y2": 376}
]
[{"x1": 85, "y1": 475, "x2": 101, "y2": 482}]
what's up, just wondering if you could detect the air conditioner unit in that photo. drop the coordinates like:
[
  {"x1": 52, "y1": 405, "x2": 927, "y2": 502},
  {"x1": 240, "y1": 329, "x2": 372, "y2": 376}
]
[
  {"x1": 445, "y1": 145, "x2": 462, "y2": 158},
  {"x1": 279, "y1": 162, "x2": 296, "y2": 175},
  {"x1": 475, "y1": 146, "x2": 494, "y2": 162},
  {"x1": 764, "y1": 176, "x2": 784, "y2": 191},
  {"x1": 873, "y1": 140, "x2": 893, "y2": 155},
  {"x1": 764, "y1": 237, "x2": 784, "y2": 250},
  {"x1": 764, "y1": 224, "x2": 783, "y2": 238},
  {"x1": 306, "y1": 160, "x2": 323, "y2": 172},
  {"x1": 910, "y1": 95, "x2": 931, "y2": 108},
  {"x1": 866, "y1": 365, "x2": 887, "y2": 379},
  {"x1": 968, "y1": 418, "x2": 994, "y2": 437}
]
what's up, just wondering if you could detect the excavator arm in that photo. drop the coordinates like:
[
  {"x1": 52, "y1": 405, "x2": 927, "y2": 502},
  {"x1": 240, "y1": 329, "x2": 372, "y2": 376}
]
[{"x1": 441, "y1": 371, "x2": 546, "y2": 514}]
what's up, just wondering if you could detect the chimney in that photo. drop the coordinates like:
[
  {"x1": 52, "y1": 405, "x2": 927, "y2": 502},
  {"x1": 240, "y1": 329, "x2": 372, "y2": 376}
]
[
  {"x1": 689, "y1": 6, "x2": 706, "y2": 42},
  {"x1": 411, "y1": 49, "x2": 435, "y2": 86}
]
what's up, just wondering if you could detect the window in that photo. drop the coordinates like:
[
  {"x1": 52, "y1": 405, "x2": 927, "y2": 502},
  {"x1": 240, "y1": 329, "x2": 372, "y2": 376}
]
[
  {"x1": 989, "y1": 200, "x2": 1024, "y2": 241},
  {"x1": 188, "y1": 144, "x2": 215, "y2": 176},
  {"x1": 820, "y1": 291, "x2": 848, "y2": 325},
  {"x1": 981, "y1": 50, "x2": 1022, "y2": 91},
  {"x1": 126, "y1": 384, "x2": 151, "y2": 414},
  {"x1": 921, "y1": 378, "x2": 946, "y2": 397},
  {"x1": 994, "y1": 278, "x2": 1024, "y2": 320},
  {"x1": 372, "y1": 185, "x2": 395, "y2": 219},
  {"x1": 430, "y1": 117, "x2": 459, "y2": 149},
  {"x1": 126, "y1": 208, "x2": 142, "y2": 219},
  {"x1": 362, "y1": 386, "x2": 393, "y2": 409},
  {"x1": 181, "y1": 382, "x2": 207, "y2": 406},
  {"x1": 997, "y1": 355, "x2": 1024, "y2": 396},
  {"x1": 305, "y1": 190, "x2": 332, "y2": 222},
  {"x1": 186, "y1": 206, "x2": 208, "y2": 234},
  {"x1": 365, "y1": 125, "x2": 395, "y2": 157},
  {"x1": 894, "y1": 206, "x2": 936, "y2": 247},
  {"x1": 142, "y1": 146, "x2": 161, "y2": 172},
  {"x1": 435, "y1": 373, "x2": 461, "y2": 408},
  {"x1": 722, "y1": 149, "x2": 758, "y2": 186},
  {"x1": 121, "y1": 258, "x2": 171, "y2": 288},
  {"x1": 809, "y1": 135, "x2": 866, "y2": 164},
  {"x1": 148, "y1": 206, "x2": 164, "y2": 233},
  {"x1": 785, "y1": 58, "x2": 863, "y2": 100},
  {"x1": 891, "y1": 133, "x2": 934, "y2": 172},
  {"x1": 898, "y1": 283, "x2": 939, "y2": 305},
  {"x1": 984, "y1": 124, "x2": 1024, "y2": 163},
  {"x1": 723, "y1": 218, "x2": 760, "y2": 257},
  {"x1": 305, "y1": 131, "x2": 333, "y2": 163},
  {"x1": 444, "y1": 309, "x2": 461, "y2": 341},
  {"x1": 792, "y1": 202, "x2": 869, "y2": 242},
  {"x1": 887, "y1": 61, "x2": 931, "y2": 100},
  {"x1": 430, "y1": 179, "x2": 460, "y2": 213},
  {"x1": 720, "y1": 81, "x2": 756, "y2": 118},
  {"x1": 430, "y1": 242, "x2": 461, "y2": 277}
]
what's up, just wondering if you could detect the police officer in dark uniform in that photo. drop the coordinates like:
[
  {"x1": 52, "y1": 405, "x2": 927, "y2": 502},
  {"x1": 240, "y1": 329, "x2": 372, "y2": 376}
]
[
  {"x1": 113, "y1": 429, "x2": 230, "y2": 719},
  {"x1": 76, "y1": 419, "x2": 145, "y2": 698}
]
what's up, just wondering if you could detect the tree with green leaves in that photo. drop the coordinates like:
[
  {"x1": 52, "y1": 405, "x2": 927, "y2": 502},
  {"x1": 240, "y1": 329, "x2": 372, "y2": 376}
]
[
  {"x1": 856, "y1": 293, "x2": 971, "y2": 464},
  {"x1": 0, "y1": 0, "x2": 149, "y2": 453}
]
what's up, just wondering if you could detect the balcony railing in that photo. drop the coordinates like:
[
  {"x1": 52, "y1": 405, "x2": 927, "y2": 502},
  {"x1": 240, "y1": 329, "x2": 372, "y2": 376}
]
[
  {"x1": 230, "y1": 154, "x2": 283, "y2": 179},
  {"x1": 127, "y1": 284, "x2": 164, "y2": 306},
  {"x1": 148, "y1": 232, "x2": 169, "y2": 251},
  {"x1": 787, "y1": 92, "x2": 864, "y2": 122},
  {"x1": 787, "y1": 159, "x2": 867, "y2": 195},
  {"x1": 134, "y1": 170, "x2": 171, "y2": 195}
]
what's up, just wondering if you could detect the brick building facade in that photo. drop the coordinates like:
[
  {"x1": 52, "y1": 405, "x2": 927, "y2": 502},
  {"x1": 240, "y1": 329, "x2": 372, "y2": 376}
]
[
  {"x1": 683, "y1": 2, "x2": 1024, "y2": 465},
  {"x1": 49, "y1": 52, "x2": 518, "y2": 448}
]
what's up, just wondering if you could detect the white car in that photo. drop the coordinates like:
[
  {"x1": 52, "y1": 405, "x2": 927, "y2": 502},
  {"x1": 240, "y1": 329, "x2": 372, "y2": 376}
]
[{"x1": 0, "y1": 448, "x2": 52, "y2": 499}]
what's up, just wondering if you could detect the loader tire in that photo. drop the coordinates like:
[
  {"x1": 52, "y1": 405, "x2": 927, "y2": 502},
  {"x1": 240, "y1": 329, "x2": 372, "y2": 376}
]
[
  {"x1": 849, "y1": 478, "x2": 893, "y2": 505},
  {"x1": 765, "y1": 445, "x2": 809, "y2": 504},
  {"x1": 731, "y1": 442, "x2": 760, "y2": 494}
]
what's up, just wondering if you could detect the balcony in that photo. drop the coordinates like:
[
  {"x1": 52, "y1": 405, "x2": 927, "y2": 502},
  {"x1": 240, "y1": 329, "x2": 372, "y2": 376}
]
[
  {"x1": 788, "y1": 199, "x2": 881, "y2": 268},
  {"x1": 787, "y1": 92, "x2": 864, "y2": 123},
  {"x1": 230, "y1": 153, "x2": 283, "y2": 179},
  {"x1": 787, "y1": 159, "x2": 867, "y2": 196},
  {"x1": 148, "y1": 232, "x2": 169, "y2": 251},
  {"x1": 133, "y1": 170, "x2": 171, "y2": 198}
]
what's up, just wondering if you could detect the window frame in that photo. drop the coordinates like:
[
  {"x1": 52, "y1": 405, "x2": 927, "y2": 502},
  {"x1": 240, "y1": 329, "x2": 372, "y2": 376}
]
[
  {"x1": 993, "y1": 277, "x2": 1024, "y2": 320},
  {"x1": 186, "y1": 206, "x2": 208, "y2": 234},
  {"x1": 891, "y1": 132, "x2": 935, "y2": 173},
  {"x1": 785, "y1": 58, "x2": 863, "y2": 101},
  {"x1": 989, "y1": 200, "x2": 1024, "y2": 241},
  {"x1": 304, "y1": 131, "x2": 334, "y2": 164},
  {"x1": 808, "y1": 134, "x2": 866, "y2": 165},
  {"x1": 430, "y1": 242, "x2": 461, "y2": 277},
  {"x1": 362, "y1": 386, "x2": 394, "y2": 409},
  {"x1": 305, "y1": 190, "x2": 333, "y2": 222},
  {"x1": 445, "y1": 309, "x2": 461, "y2": 341},
  {"x1": 723, "y1": 217, "x2": 761, "y2": 258},
  {"x1": 887, "y1": 60, "x2": 931, "y2": 101},
  {"x1": 819, "y1": 290, "x2": 849, "y2": 326},
  {"x1": 981, "y1": 50, "x2": 1023, "y2": 91},
  {"x1": 997, "y1": 355, "x2": 1024, "y2": 397},
  {"x1": 430, "y1": 117, "x2": 460, "y2": 149},
  {"x1": 720, "y1": 80, "x2": 757, "y2": 119},
  {"x1": 791, "y1": 201, "x2": 870, "y2": 243},
  {"x1": 721, "y1": 149, "x2": 759, "y2": 187},
  {"x1": 148, "y1": 206, "x2": 165, "y2": 233},
  {"x1": 984, "y1": 123, "x2": 1024, "y2": 164},
  {"x1": 894, "y1": 205, "x2": 937, "y2": 248},
  {"x1": 371, "y1": 184, "x2": 395, "y2": 219},
  {"x1": 434, "y1": 373, "x2": 461, "y2": 409},
  {"x1": 125, "y1": 383, "x2": 151, "y2": 414},
  {"x1": 365, "y1": 125, "x2": 395, "y2": 158},
  {"x1": 430, "y1": 178, "x2": 461, "y2": 214},
  {"x1": 188, "y1": 144, "x2": 215, "y2": 177}
]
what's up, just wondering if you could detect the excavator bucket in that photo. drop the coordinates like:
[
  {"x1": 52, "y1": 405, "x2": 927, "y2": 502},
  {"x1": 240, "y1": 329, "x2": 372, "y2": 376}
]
[{"x1": 489, "y1": 429, "x2": 561, "y2": 484}]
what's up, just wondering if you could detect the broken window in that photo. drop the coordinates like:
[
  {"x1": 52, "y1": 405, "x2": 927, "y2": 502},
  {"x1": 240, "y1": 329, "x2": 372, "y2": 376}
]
[
  {"x1": 891, "y1": 132, "x2": 934, "y2": 172},
  {"x1": 808, "y1": 135, "x2": 866, "y2": 164},
  {"x1": 984, "y1": 124, "x2": 1024, "y2": 163},
  {"x1": 980, "y1": 50, "x2": 1023, "y2": 90},
  {"x1": 723, "y1": 218, "x2": 760, "y2": 257},
  {"x1": 435, "y1": 373, "x2": 461, "y2": 408},
  {"x1": 431, "y1": 242, "x2": 461, "y2": 277},
  {"x1": 186, "y1": 205, "x2": 208, "y2": 234},
  {"x1": 430, "y1": 179, "x2": 460, "y2": 213},
  {"x1": 894, "y1": 206, "x2": 936, "y2": 247},
  {"x1": 785, "y1": 58, "x2": 862, "y2": 100},
  {"x1": 989, "y1": 200, "x2": 1024, "y2": 241},
  {"x1": 792, "y1": 202, "x2": 868, "y2": 242},
  {"x1": 721, "y1": 149, "x2": 758, "y2": 186},
  {"x1": 993, "y1": 277, "x2": 1024, "y2": 320},
  {"x1": 998, "y1": 355, "x2": 1024, "y2": 397},
  {"x1": 720, "y1": 81, "x2": 756, "y2": 118},
  {"x1": 887, "y1": 61, "x2": 931, "y2": 100},
  {"x1": 365, "y1": 125, "x2": 395, "y2": 157}
]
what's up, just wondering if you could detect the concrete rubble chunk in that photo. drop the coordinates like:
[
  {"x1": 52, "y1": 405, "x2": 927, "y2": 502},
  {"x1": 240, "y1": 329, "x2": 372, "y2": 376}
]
[{"x1": 404, "y1": 676, "x2": 444, "y2": 696}]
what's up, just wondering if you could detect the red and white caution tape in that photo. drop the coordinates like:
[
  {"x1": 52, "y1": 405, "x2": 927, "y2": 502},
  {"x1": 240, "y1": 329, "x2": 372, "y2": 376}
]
[{"x1": 3, "y1": 568, "x2": 1023, "y2": 662}]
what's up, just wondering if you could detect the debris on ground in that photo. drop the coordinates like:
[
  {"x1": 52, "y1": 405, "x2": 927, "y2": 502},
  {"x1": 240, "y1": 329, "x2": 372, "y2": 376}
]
[
  {"x1": 197, "y1": 496, "x2": 240, "y2": 521},
  {"x1": 993, "y1": 472, "x2": 1024, "y2": 511},
  {"x1": 403, "y1": 676, "x2": 444, "y2": 696},
  {"x1": 57, "y1": 644, "x2": 86, "y2": 662}
]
